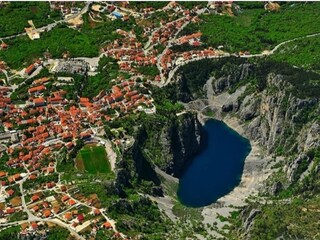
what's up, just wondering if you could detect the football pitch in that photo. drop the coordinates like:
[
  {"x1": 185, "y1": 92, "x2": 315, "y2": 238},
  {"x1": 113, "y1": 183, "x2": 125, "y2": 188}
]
[{"x1": 76, "y1": 145, "x2": 111, "y2": 174}]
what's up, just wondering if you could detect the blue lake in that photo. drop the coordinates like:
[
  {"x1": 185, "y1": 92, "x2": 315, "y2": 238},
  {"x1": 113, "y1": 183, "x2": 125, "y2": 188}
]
[{"x1": 177, "y1": 119, "x2": 251, "y2": 207}]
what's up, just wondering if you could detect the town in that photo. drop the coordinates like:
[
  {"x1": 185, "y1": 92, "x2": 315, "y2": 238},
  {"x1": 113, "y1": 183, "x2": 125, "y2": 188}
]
[{"x1": 0, "y1": 1, "x2": 266, "y2": 239}]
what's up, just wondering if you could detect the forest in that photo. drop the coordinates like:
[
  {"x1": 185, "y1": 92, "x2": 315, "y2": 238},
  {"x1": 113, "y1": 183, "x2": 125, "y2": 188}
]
[
  {"x1": 180, "y1": 2, "x2": 320, "y2": 53},
  {"x1": 0, "y1": 2, "x2": 61, "y2": 37}
]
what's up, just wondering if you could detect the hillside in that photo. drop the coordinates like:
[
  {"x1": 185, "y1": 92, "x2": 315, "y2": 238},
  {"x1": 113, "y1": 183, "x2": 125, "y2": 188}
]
[
  {"x1": 180, "y1": 2, "x2": 320, "y2": 53},
  {"x1": 171, "y1": 55, "x2": 320, "y2": 238},
  {"x1": 0, "y1": 2, "x2": 319, "y2": 239}
]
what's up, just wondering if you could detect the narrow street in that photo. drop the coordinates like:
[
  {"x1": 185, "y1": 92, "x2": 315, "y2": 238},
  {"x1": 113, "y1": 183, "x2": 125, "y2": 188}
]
[
  {"x1": 0, "y1": 69, "x2": 9, "y2": 85},
  {"x1": 0, "y1": 3, "x2": 319, "y2": 239}
]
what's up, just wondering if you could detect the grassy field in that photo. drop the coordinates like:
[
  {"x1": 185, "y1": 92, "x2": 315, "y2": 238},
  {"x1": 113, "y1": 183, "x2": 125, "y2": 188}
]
[{"x1": 76, "y1": 145, "x2": 111, "y2": 174}]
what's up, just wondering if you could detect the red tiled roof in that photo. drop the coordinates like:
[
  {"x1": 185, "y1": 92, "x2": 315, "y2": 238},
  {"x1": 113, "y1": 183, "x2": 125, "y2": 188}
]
[
  {"x1": 53, "y1": 207, "x2": 60, "y2": 214},
  {"x1": 61, "y1": 195, "x2": 70, "y2": 202},
  {"x1": 31, "y1": 222, "x2": 38, "y2": 229},
  {"x1": 6, "y1": 208, "x2": 15, "y2": 214},
  {"x1": 25, "y1": 64, "x2": 36, "y2": 75},
  {"x1": 13, "y1": 173, "x2": 21, "y2": 181},
  {"x1": 29, "y1": 174, "x2": 37, "y2": 180},
  {"x1": 42, "y1": 209, "x2": 51, "y2": 218},
  {"x1": 80, "y1": 97, "x2": 89, "y2": 102},
  {"x1": 103, "y1": 221, "x2": 112, "y2": 229},
  {"x1": 32, "y1": 205, "x2": 39, "y2": 212},
  {"x1": 6, "y1": 189, "x2": 14, "y2": 196},
  {"x1": 31, "y1": 195, "x2": 40, "y2": 202},
  {"x1": 69, "y1": 199, "x2": 76, "y2": 206},
  {"x1": 28, "y1": 85, "x2": 46, "y2": 94},
  {"x1": 1, "y1": 42, "x2": 8, "y2": 48},
  {"x1": 33, "y1": 97, "x2": 46, "y2": 104},
  {"x1": 77, "y1": 214, "x2": 84, "y2": 222},
  {"x1": 64, "y1": 212, "x2": 72, "y2": 220},
  {"x1": 0, "y1": 97, "x2": 11, "y2": 103},
  {"x1": 93, "y1": 208, "x2": 101, "y2": 215},
  {"x1": 33, "y1": 77, "x2": 50, "y2": 85}
]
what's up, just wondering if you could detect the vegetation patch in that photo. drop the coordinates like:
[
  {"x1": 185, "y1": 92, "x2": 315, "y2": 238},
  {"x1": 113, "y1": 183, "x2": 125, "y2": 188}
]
[
  {"x1": 76, "y1": 145, "x2": 111, "y2": 174},
  {"x1": 137, "y1": 65, "x2": 159, "y2": 77},
  {"x1": 172, "y1": 201, "x2": 204, "y2": 222},
  {"x1": 181, "y1": 3, "x2": 320, "y2": 53},
  {"x1": 0, "y1": 25, "x2": 98, "y2": 69},
  {"x1": 0, "y1": 2, "x2": 61, "y2": 37},
  {"x1": 82, "y1": 56, "x2": 119, "y2": 99},
  {"x1": 0, "y1": 226, "x2": 21, "y2": 240},
  {"x1": 47, "y1": 226, "x2": 70, "y2": 240},
  {"x1": 271, "y1": 36, "x2": 320, "y2": 72},
  {"x1": 127, "y1": 2, "x2": 168, "y2": 10}
]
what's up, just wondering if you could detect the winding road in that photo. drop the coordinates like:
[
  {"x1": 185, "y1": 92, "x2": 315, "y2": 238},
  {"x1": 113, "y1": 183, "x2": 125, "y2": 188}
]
[
  {"x1": 1, "y1": 4, "x2": 320, "y2": 238},
  {"x1": 0, "y1": 2, "x2": 91, "y2": 41},
  {"x1": 0, "y1": 171, "x2": 86, "y2": 239},
  {"x1": 164, "y1": 32, "x2": 320, "y2": 86}
]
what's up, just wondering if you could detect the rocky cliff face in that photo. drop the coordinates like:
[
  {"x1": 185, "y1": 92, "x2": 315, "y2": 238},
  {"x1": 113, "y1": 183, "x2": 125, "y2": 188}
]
[
  {"x1": 112, "y1": 111, "x2": 204, "y2": 198},
  {"x1": 225, "y1": 75, "x2": 316, "y2": 151},
  {"x1": 166, "y1": 112, "x2": 204, "y2": 177},
  {"x1": 135, "y1": 112, "x2": 204, "y2": 178},
  {"x1": 213, "y1": 63, "x2": 252, "y2": 94},
  {"x1": 220, "y1": 75, "x2": 319, "y2": 183},
  {"x1": 175, "y1": 59, "x2": 320, "y2": 238},
  {"x1": 177, "y1": 59, "x2": 320, "y2": 185}
]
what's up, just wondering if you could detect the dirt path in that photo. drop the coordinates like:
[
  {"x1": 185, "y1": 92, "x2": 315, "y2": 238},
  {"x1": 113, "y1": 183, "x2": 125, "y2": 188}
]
[
  {"x1": 152, "y1": 167, "x2": 178, "y2": 222},
  {"x1": 148, "y1": 194, "x2": 177, "y2": 222},
  {"x1": 105, "y1": 140, "x2": 117, "y2": 171}
]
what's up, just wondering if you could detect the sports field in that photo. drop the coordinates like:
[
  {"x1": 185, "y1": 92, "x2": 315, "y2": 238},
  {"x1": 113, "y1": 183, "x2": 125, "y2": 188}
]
[{"x1": 76, "y1": 145, "x2": 111, "y2": 174}]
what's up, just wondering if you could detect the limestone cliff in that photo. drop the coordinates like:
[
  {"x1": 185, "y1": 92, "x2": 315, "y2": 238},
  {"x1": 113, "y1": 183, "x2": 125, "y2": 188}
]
[
  {"x1": 175, "y1": 58, "x2": 320, "y2": 238},
  {"x1": 133, "y1": 112, "x2": 204, "y2": 178},
  {"x1": 164, "y1": 112, "x2": 203, "y2": 177},
  {"x1": 216, "y1": 71, "x2": 319, "y2": 185},
  {"x1": 177, "y1": 59, "x2": 320, "y2": 184}
]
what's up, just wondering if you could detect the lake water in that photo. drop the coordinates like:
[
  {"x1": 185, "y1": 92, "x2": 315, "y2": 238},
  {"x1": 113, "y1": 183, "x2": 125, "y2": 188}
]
[{"x1": 177, "y1": 119, "x2": 251, "y2": 207}]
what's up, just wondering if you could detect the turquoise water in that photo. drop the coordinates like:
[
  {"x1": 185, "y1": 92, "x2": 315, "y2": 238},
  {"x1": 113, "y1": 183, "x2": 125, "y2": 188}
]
[{"x1": 177, "y1": 119, "x2": 251, "y2": 207}]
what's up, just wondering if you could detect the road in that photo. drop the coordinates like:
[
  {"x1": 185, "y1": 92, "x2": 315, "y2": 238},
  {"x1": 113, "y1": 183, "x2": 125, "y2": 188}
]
[
  {"x1": 1, "y1": 2, "x2": 92, "y2": 95},
  {"x1": 165, "y1": 53, "x2": 232, "y2": 86},
  {"x1": 246, "y1": 32, "x2": 320, "y2": 57},
  {"x1": 0, "y1": 2, "x2": 91, "y2": 41},
  {"x1": 1, "y1": 5, "x2": 319, "y2": 238},
  {"x1": 156, "y1": 17, "x2": 191, "y2": 85},
  {"x1": 2, "y1": 170, "x2": 86, "y2": 239},
  {"x1": 0, "y1": 218, "x2": 86, "y2": 240},
  {"x1": 0, "y1": 69, "x2": 9, "y2": 85},
  {"x1": 0, "y1": 135, "x2": 89, "y2": 240},
  {"x1": 2, "y1": 152, "x2": 120, "y2": 240},
  {"x1": 7, "y1": 65, "x2": 44, "y2": 96},
  {"x1": 164, "y1": 32, "x2": 320, "y2": 86}
]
